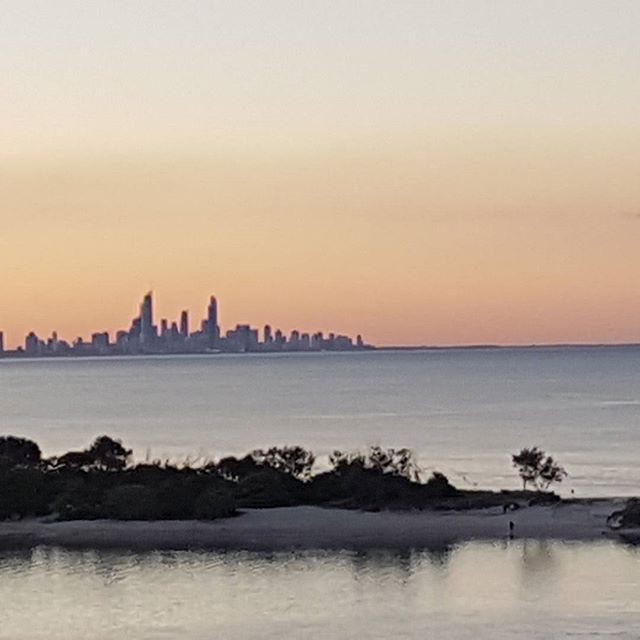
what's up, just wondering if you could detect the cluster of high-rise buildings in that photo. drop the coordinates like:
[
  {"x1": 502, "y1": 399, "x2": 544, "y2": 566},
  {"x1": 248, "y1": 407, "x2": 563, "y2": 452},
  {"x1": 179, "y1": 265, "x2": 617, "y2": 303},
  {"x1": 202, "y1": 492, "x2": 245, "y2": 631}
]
[{"x1": 0, "y1": 293, "x2": 370, "y2": 358}]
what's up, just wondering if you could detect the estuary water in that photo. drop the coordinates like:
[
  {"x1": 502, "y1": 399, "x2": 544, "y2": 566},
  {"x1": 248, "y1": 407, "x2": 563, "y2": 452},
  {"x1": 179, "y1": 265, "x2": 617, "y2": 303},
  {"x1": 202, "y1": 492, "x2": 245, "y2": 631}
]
[
  {"x1": 0, "y1": 347, "x2": 639, "y2": 495},
  {"x1": 1, "y1": 541, "x2": 640, "y2": 639}
]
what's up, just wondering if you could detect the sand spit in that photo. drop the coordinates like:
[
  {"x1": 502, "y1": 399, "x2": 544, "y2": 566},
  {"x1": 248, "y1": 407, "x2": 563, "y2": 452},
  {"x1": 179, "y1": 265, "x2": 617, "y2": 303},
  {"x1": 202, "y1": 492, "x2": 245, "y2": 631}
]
[{"x1": 0, "y1": 500, "x2": 630, "y2": 551}]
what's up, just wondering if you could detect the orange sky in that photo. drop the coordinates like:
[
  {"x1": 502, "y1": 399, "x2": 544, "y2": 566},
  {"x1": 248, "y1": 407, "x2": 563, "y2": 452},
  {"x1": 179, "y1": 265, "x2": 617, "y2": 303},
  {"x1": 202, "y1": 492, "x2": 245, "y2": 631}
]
[{"x1": 1, "y1": 2, "x2": 639, "y2": 347}]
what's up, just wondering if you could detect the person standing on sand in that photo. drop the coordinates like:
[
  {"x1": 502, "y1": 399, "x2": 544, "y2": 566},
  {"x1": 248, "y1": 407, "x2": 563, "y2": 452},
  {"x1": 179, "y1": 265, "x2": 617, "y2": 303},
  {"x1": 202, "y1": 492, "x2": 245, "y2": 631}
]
[{"x1": 509, "y1": 520, "x2": 515, "y2": 539}]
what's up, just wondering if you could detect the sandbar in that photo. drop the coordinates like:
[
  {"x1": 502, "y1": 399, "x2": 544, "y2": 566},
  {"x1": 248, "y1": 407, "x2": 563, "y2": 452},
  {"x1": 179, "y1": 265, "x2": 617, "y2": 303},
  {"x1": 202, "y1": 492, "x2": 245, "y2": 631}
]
[{"x1": 0, "y1": 499, "x2": 631, "y2": 551}]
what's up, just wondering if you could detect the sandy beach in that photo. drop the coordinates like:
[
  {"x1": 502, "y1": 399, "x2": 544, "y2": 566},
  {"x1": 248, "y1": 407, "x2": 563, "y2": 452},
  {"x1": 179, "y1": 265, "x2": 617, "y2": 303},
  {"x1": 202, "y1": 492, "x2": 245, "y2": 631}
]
[{"x1": 0, "y1": 499, "x2": 630, "y2": 551}]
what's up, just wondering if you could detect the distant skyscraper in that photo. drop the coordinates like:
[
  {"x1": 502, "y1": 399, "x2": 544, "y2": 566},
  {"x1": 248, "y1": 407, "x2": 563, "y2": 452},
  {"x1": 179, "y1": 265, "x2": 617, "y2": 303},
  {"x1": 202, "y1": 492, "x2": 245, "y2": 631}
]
[
  {"x1": 140, "y1": 292, "x2": 155, "y2": 345},
  {"x1": 180, "y1": 310, "x2": 189, "y2": 337},
  {"x1": 207, "y1": 296, "x2": 219, "y2": 348},
  {"x1": 25, "y1": 331, "x2": 40, "y2": 356},
  {"x1": 264, "y1": 324, "x2": 272, "y2": 344},
  {"x1": 0, "y1": 331, "x2": 4, "y2": 354}
]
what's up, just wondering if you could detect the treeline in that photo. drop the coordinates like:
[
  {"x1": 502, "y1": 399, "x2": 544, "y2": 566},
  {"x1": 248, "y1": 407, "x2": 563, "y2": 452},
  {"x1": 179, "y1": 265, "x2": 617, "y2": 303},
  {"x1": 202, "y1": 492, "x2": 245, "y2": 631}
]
[{"x1": 0, "y1": 436, "x2": 460, "y2": 521}]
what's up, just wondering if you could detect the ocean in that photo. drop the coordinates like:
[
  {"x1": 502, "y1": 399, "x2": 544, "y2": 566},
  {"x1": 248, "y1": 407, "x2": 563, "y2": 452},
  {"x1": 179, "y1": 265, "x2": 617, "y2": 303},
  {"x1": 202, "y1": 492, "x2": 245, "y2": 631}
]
[
  {"x1": 2, "y1": 542, "x2": 640, "y2": 639},
  {"x1": 2, "y1": 347, "x2": 640, "y2": 638},
  {"x1": 1, "y1": 347, "x2": 639, "y2": 496}
]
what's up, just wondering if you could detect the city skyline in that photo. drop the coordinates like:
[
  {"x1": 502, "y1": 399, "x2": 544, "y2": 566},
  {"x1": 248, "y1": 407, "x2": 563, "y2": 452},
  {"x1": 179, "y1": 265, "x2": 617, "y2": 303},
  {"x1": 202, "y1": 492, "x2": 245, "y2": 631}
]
[{"x1": 0, "y1": 291, "x2": 368, "y2": 357}]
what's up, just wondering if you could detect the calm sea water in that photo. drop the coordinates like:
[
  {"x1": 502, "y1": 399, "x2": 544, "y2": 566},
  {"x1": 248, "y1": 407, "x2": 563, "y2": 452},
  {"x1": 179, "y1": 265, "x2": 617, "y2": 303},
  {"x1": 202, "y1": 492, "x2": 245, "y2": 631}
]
[
  {"x1": 0, "y1": 347, "x2": 639, "y2": 495},
  {"x1": 1, "y1": 348, "x2": 640, "y2": 637},
  {"x1": 1, "y1": 541, "x2": 640, "y2": 639}
]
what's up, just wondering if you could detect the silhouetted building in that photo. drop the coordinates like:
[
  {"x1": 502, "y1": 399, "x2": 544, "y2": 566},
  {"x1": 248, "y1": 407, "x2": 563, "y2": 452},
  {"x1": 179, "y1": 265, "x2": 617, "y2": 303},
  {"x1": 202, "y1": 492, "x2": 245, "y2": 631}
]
[
  {"x1": 227, "y1": 324, "x2": 258, "y2": 352},
  {"x1": 180, "y1": 310, "x2": 189, "y2": 338},
  {"x1": 140, "y1": 292, "x2": 155, "y2": 346},
  {"x1": 0, "y1": 331, "x2": 4, "y2": 355},
  {"x1": 91, "y1": 332, "x2": 110, "y2": 354},
  {"x1": 207, "y1": 296, "x2": 219, "y2": 348},
  {"x1": 311, "y1": 332, "x2": 323, "y2": 350},
  {"x1": 25, "y1": 332, "x2": 45, "y2": 356}
]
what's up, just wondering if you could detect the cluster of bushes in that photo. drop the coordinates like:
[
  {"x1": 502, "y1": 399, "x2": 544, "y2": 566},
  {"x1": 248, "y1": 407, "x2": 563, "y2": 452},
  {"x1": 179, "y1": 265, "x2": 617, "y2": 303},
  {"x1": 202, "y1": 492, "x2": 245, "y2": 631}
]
[
  {"x1": 0, "y1": 436, "x2": 460, "y2": 521},
  {"x1": 607, "y1": 499, "x2": 640, "y2": 530}
]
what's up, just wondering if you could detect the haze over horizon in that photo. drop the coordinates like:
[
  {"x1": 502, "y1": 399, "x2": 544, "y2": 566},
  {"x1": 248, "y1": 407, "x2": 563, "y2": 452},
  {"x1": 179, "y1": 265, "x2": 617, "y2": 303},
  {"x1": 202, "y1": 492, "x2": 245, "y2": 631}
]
[{"x1": 2, "y1": 1, "x2": 639, "y2": 347}]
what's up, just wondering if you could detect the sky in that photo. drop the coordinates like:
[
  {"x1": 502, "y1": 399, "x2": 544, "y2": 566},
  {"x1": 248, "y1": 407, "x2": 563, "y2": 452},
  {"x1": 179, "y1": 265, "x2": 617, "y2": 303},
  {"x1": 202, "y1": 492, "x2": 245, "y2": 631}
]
[{"x1": 1, "y1": 0, "x2": 639, "y2": 347}]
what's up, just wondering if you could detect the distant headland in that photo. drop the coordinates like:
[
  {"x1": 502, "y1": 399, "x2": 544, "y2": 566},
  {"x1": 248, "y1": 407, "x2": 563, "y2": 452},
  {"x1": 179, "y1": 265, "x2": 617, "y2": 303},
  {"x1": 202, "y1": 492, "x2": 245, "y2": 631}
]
[{"x1": 0, "y1": 292, "x2": 373, "y2": 359}]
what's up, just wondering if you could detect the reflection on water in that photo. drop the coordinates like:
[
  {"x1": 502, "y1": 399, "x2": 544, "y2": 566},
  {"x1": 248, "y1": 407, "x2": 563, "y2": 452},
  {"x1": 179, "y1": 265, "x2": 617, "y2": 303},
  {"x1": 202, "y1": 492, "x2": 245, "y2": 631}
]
[{"x1": 1, "y1": 541, "x2": 640, "y2": 639}]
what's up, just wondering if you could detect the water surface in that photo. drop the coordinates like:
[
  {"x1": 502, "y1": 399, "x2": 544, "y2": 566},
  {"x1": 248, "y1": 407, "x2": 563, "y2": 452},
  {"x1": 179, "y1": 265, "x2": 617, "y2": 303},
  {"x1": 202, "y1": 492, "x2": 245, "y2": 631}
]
[
  {"x1": 1, "y1": 347, "x2": 639, "y2": 494},
  {"x1": 1, "y1": 541, "x2": 639, "y2": 639}
]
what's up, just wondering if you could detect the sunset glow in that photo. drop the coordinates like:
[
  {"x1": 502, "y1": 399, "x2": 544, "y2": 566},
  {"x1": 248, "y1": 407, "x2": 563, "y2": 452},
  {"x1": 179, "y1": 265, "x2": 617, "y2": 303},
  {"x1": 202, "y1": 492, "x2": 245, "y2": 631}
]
[{"x1": 2, "y1": 1, "x2": 639, "y2": 347}]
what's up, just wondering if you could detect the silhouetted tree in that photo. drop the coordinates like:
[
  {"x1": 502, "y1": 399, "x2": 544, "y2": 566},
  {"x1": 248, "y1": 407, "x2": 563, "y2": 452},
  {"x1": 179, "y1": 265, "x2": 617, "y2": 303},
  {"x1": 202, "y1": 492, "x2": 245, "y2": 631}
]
[
  {"x1": 216, "y1": 455, "x2": 262, "y2": 481},
  {"x1": 54, "y1": 450, "x2": 93, "y2": 471},
  {"x1": 87, "y1": 436, "x2": 132, "y2": 471},
  {"x1": 329, "y1": 450, "x2": 366, "y2": 473},
  {"x1": 0, "y1": 436, "x2": 41, "y2": 468},
  {"x1": 329, "y1": 446, "x2": 420, "y2": 481},
  {"x1": 512, "y1": 447, "x2": 567, "y2": 491},
  {"x1": 251, "y1": 446, "x2": 315, "y2": 480},
  {"x1": 425, "y1": 471, "x2": 457, "y2": 496}
]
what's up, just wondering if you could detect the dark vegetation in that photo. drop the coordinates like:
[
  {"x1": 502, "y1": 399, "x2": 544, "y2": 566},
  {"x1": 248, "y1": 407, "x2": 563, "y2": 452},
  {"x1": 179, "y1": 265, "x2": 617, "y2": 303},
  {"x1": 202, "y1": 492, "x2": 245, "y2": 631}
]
[
  {"x1": 0, "y1": 436, "x2": 561, "y2": 522},
  {"x1": 607, "y1": 499, "x2": 640, "y2": 530},
  {"x1": 511, "y1": 447, "x2": 567, "y2": 491}
]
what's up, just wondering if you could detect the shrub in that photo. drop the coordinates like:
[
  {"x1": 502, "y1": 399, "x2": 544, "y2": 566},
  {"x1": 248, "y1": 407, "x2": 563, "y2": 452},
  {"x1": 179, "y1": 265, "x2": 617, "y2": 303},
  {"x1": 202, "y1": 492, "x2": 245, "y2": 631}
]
[
  {"x1": 194, "y1": 488, "x2": 236, "y2": 520},
  {"x1": 424, "y1": 471, "x2": 459, "y2": 498},
  {"x1": 53, "y1": 451, "x2": 94, "y2": 471},
  {"x1": 236, "y1": 470, "x2": 299, "y2": 508},
  {"x1": 0, "y1": 467, "x2": 50, "y2": 518},
  {"x1": 52, "y1": 479, "x2": 107, "y2": 520},
  {"x1": 103, "y1": 484, "x2": 159, "y2": 520}
]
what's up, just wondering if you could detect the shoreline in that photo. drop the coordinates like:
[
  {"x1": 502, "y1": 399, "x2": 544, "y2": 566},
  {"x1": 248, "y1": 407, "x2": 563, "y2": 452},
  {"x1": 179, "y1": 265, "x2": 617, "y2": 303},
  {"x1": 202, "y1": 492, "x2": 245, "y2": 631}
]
[
  {"x1": 2, "y1": 342, "x2": 640, "y2": 362},
  {"x1": 0, "y1": 500, "x2": 630, "y2": 551}
]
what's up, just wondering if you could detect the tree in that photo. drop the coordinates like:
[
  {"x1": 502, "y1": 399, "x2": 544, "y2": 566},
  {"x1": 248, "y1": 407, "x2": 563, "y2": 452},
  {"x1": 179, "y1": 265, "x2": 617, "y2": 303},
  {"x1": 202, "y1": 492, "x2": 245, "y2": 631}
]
[
  {"x1": 329, "y1": 446, "x2": 421, "y2": 481},
  {"x1": 329, "y1": 450, "x2": 366, "y2": 473},
  {"x1": 0, "y1": 436, "x2": 41, "y2": 468},
  {"x1": 87, "y1": 436, "x2": 132, "y2": 471},
  {"x1": 216, "y1": 455, "x2": 261, "y2": 481},
  {"x1": 251, "y1": 446, "x2": 315, "y2": 480},
  {"x1": 512, "y1": 447, "x2": 567, "y2": 491},
  {"x1": 54, "y1": 450, "x2": 93, "y2": 471}
]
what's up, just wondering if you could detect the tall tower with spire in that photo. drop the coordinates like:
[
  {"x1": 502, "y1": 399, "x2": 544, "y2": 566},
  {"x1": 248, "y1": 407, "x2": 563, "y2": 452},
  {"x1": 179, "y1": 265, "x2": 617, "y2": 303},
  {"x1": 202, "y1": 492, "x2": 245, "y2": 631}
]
[{"x1": 207, "y1": 296, "x2": 219, "y2": 348}]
